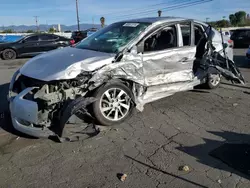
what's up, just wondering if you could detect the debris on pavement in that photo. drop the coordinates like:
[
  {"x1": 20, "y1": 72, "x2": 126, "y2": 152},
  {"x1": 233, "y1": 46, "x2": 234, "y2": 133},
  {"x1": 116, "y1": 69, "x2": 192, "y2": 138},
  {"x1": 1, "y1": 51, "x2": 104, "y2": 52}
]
[
  {"x1": 179, "y1": 165, "x2": 190, "y2": 172},
  {"x1": 233, "y1": 103, "x2": 238, "y2": 107},
  {"x1": 117, "y1": 173, "x2": 128, "y2": 182},
  {"x1": 217, "y1": 179, "x2": 222, "y2": 184}
]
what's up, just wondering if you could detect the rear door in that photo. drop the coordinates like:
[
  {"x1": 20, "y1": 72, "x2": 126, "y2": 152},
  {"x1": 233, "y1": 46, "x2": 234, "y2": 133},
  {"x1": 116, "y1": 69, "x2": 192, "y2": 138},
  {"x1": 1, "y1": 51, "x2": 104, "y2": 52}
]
[
  {"x1": 18, "y1": 35, "x2": 40, "y2": 55},
  {"x1": 38, "y1": 34, "x2": 60, "y2": 52},
  {"x1": 141, "y1": 21, "x2": 196, "y2": 86}
]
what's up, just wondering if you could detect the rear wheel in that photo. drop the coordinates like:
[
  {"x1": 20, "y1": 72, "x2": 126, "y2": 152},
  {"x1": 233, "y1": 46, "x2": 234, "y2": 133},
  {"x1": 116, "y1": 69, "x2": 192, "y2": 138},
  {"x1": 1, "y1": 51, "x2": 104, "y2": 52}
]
[
  {"x1": 204, "y1": 73, "x2": 221, "y2": 89},
  {"x1": 2, "y1": 49, "x2": 17, "y2": 60},
  {"x1": 92, "y1": 82, "x2": 134, "y2": 126}
]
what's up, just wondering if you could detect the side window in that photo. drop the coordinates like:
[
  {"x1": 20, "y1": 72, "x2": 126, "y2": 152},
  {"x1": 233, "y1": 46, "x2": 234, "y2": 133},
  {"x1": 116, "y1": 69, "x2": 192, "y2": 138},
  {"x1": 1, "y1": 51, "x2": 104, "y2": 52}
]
[
  {"x1": 144, "y1": 25, "x2": 177, "y2": 52},
  {"x1": 238, "y1": 31, "x2": 246, "y2": 37},
  {"x1": 40, "y1": 35, "x2": 58, "y2": 41},
  {"x1": 194, "y1": 25, "x2": 204, "y2": 45},
  {"x1": 180, "y1": 24, "x2": 191, "y2": 46},
  {"x1": 24, "y1": 36, "x2": 39, "y2": 42}
]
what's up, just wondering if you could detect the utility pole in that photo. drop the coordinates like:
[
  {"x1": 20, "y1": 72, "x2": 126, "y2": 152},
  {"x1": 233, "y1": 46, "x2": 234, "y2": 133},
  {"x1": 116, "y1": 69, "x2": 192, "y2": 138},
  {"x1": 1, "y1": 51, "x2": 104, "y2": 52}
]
[
  {"x1": 76, "y1": 0, "x2": 80, "y2": 31},
  {"x1": 34, "y1": 16, "x2": 39, "y2": 32}
]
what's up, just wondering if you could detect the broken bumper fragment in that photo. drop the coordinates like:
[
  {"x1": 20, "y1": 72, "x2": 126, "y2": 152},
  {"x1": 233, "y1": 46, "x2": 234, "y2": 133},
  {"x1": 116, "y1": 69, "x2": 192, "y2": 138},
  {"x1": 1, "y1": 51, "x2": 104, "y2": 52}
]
[{"x1": 9, "y1": 87, "x2": 55, "y2": 138}]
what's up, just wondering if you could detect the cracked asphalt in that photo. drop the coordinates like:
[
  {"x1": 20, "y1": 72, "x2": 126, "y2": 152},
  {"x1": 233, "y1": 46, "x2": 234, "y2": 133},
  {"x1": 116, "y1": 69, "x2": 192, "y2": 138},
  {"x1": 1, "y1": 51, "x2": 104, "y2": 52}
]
[{"x1": 0, "y1": 49, "x2": 250, "y2": 188}]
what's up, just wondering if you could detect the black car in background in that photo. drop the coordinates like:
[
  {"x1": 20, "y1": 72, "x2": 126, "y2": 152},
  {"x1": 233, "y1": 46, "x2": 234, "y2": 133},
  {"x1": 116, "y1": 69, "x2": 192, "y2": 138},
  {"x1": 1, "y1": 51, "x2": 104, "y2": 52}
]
[
  {"x1": 231, "y1": 28, "x2": 250, "y2": 48},
  {"x1": 71, "y1": 31, "x2": 88, "y2": 43},
  {"x1": 0, "y1": 33, "x2": 75, "y2": 60},
  {"x1": 71, "y1": 28, "x2": 98, "y2": 43}
]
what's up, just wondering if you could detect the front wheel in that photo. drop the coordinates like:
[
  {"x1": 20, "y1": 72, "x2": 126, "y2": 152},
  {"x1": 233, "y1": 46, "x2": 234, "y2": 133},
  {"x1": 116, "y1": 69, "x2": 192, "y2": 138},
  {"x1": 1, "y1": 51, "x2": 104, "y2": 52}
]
[
  {"x1": 204, "y1": 73, "x2": 221, "y2": 89},
  {"x1": 2, "y1": 49, "x2": 17, "y2": 60},
  {"x1": 92, "y1": 82, "x2": 134, "y2": 126}
]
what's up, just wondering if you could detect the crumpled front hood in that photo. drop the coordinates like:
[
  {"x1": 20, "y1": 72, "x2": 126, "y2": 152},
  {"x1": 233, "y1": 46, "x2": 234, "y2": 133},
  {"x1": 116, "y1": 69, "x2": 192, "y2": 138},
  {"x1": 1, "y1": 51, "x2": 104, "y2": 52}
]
[{"x1": 20, "y1": 47, "x2": 115, "y2": 81}]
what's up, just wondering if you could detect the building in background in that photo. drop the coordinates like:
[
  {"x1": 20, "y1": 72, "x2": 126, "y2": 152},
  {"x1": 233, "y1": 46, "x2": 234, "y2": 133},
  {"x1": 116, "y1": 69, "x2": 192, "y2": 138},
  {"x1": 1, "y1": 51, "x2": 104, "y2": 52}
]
[{"x1": 57, "y1": 24, "x2": 61, "y2": 32}]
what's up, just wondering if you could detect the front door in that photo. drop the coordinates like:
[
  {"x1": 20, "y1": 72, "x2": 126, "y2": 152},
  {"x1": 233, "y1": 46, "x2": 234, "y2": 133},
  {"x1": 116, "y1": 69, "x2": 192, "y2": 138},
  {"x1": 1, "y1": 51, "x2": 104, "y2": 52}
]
[
  {"x1": 19, "y1": 35, "x2": 40, "y2": 55},
  {"x1": 141, "y1": 21, "x2": 196, "y2": 86}
]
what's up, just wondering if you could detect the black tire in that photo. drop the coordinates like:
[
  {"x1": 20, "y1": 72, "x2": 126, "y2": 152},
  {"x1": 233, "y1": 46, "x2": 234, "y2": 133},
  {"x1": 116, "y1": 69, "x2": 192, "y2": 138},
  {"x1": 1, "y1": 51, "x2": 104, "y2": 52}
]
[
  {"x1": 92, "y1": 81, "x2": 134, "y2": 126},
  {"x1": 204, "y1": 73, "x2": 221, "y2": 89},
  {"x1": 2, "y1": 49, "x2": 17, "y2": 60}
]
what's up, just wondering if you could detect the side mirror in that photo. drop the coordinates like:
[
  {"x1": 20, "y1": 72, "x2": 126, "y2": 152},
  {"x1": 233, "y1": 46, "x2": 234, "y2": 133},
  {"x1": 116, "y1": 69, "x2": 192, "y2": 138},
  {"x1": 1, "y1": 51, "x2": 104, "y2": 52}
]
[
  {"x1": 21, "y1": 40, "x2": 26, "y2": 43},
  {"x1": 130, "y1": 46, "x2": 138, "y2": 55},
  {"x1": 137, "y1": 42, "x2": 144, "y2": 53},
  {"x1": 223, "y1": 43, "x2": 228, "y2": 49}
]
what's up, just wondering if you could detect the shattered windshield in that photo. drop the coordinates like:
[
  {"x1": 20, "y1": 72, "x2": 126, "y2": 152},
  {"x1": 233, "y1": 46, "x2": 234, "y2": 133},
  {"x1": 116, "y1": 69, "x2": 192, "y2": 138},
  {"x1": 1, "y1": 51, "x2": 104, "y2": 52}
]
[{"x1": 75, "y1": 22, "x2": 150, "y2": 53}]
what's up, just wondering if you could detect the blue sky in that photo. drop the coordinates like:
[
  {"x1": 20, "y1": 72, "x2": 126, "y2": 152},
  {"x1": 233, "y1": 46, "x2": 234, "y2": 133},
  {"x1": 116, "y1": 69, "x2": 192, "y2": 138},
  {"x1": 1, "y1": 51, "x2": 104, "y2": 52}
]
[{"x1": 0, "y1": 0, "x2": 250, "y2": 26}]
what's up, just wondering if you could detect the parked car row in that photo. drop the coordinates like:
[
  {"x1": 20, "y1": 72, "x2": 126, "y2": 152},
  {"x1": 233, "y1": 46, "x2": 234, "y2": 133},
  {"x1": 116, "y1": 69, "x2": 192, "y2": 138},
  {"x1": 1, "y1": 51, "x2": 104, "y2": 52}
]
[
  {"x1": 0, "y1": 33, "x2": 75, "y2": 60},
  {"x1": 0, "y1": 29, "x2": 99, "y2": 60}
]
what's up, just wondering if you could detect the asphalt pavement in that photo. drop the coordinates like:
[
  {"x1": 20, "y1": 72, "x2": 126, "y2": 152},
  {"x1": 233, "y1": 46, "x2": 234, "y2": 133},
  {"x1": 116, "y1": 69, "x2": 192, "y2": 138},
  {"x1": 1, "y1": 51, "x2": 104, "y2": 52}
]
[{"x1": 0, "y1": 49, "x2": 250, "y2": 188}]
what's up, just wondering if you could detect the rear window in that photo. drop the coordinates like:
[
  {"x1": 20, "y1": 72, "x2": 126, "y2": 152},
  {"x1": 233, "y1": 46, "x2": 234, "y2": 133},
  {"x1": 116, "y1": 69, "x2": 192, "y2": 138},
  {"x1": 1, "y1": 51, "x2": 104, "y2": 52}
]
[
  {"x1": 25, "y1": 35, "x2": 39, "y2": 42},
  {"x1": 40, "y1": 35, "x2": 58, "y2": 41},
  {"x1": 232, "y1": 30, "x2": 250, "y2": 37}
]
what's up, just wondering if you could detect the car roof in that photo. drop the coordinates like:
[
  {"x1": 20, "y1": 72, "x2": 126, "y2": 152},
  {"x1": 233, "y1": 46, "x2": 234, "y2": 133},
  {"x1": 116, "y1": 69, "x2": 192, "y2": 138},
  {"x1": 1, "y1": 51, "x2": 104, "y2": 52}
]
[
  {"x1": 120, "y1": 16, "x2": 187, "y2": 24},
  {"x1": 25, "y1": 33, "x2": 55, "y2": 37}
]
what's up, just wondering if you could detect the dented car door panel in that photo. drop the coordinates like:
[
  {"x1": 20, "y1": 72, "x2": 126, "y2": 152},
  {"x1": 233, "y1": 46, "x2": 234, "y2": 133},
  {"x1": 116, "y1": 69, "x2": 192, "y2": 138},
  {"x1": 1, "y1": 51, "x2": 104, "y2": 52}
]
[
  {"x1": 143, "y1": 47, "x2": 196, "y2": 86},
  {"x1": 142, "y1": 21, "x2": 196, "y2": 87}
]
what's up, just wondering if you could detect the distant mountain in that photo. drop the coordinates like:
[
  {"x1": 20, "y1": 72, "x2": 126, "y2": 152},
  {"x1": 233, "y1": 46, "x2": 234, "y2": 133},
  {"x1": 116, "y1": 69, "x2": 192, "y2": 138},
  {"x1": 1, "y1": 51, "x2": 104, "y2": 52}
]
[{"x1": 2, "y1": 23, "x2": 102, "y2": 32}]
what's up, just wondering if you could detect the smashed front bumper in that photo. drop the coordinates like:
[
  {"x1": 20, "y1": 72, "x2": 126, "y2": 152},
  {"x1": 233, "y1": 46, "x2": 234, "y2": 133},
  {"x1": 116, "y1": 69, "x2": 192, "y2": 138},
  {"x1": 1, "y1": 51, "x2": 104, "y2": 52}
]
[
  {"x1": 9, "y1": 88, "x2": 55, "y2": 138},
  {"x1": 8, "y1": 70, "x2": 55, "y2": 138}
]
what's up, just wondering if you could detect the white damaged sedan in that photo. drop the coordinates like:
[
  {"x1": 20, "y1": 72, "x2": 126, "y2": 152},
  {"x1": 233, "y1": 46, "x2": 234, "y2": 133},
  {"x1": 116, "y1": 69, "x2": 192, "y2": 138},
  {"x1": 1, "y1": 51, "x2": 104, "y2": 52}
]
[{"x1": 8, "y1": 17, "x2": 244, "y2": 139}]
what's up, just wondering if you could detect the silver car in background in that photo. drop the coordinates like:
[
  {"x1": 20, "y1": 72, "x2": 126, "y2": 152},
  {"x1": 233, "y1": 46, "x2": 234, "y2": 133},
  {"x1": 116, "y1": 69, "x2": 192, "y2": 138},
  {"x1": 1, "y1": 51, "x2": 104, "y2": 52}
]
[{"x1": 8, "y1": 17, "x2": 243, "y2": 140}]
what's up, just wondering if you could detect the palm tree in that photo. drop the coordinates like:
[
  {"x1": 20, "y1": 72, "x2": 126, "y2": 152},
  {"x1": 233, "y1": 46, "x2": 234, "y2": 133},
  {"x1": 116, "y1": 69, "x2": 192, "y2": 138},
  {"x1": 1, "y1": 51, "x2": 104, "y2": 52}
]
[{"x1": 158, "y1": 10, "x2": 162, "y2": 17}]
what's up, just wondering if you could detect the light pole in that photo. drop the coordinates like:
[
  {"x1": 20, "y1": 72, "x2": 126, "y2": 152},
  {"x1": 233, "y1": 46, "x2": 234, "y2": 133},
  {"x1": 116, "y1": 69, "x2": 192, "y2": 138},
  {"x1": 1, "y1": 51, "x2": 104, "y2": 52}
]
[
  {"x1": 34, "y1": 16, "x2": 39, "y2": 32},
  {"x1": 76, "y1": 0, "x2": 80, "y2": 31}
]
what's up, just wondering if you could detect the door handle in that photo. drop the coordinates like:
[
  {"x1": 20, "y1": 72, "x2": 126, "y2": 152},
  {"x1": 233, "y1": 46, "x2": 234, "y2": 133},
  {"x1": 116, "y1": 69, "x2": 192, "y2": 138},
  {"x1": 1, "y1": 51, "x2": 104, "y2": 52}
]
[{"x1": 181, "y1": 57, "x2": 189, "y2": 62}]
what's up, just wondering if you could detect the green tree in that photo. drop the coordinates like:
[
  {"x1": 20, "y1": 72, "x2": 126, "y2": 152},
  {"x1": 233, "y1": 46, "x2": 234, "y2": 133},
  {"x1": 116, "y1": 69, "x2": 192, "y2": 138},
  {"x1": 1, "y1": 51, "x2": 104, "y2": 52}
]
[
  {"x1": 48, "y1": 27, "x2": 56, "y2": 33},
  {"x1": 235, "y1": 11, "x2": 246, "y2": 25},
  {"x1": 216, "y1": 20, "x2": 231, "y2": 28},
  {"x1": 2, "y1": 29, "x2": 13, "y2": 33},
  {"x1": 207, "y1": 21, "x2": 217, "y2": 28},
  {"x1": 229, "y1": 14, "x2": 237, "y2": 26},
  {"x1": 26, "y1": 30, "x2": 34, "y2": 33},
  {"x1": 229, "y1": 11, "x2": 247, "y2": 26}
]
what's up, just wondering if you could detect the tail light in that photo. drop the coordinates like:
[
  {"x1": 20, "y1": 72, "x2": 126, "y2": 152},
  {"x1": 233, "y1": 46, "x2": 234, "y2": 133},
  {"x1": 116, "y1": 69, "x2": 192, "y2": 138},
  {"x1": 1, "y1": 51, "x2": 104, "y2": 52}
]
[
  {"x1": 228, "y1": 39, "x2": 234, "y2": 48},
  {"x1": 70, "y1": 39, "x2": 75, "y2": 45}
]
